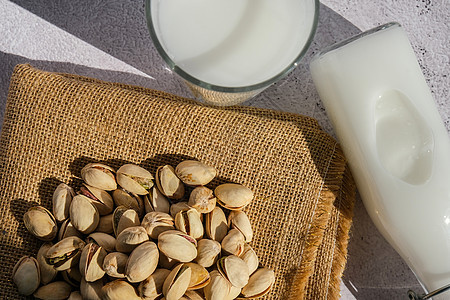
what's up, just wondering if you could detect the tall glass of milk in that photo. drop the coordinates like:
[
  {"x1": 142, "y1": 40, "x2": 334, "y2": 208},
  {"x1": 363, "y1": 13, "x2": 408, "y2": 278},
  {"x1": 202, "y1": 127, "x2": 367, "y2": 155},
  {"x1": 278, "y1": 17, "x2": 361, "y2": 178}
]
[
  {"x1": 145, "y1": 0, "x2": 318, "y2": 106},
  {"x1": 310, "y1": 22, "x2": 450, "y2": 297}
]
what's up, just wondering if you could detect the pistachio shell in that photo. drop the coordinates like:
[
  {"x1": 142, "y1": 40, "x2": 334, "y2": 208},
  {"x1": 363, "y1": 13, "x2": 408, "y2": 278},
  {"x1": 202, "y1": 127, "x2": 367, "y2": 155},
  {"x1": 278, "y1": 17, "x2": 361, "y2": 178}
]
[
  {"x1": 79, "y1": 243, "x2": 107, "y2": 282},
  {"x1": 163, "y1": 264, "x2": 192, "y2": 300},
  {"x1": 46, "y1": 236, "x2": 86, "y2": 271},
  {"x1": 86, "y1": 232, "x2": 117, "y2": 252},
  {"x1": 68, "y1": 291, "x2": 83, "y2": 300},
  {"x1": 70, "y1": 195, "x2": 100, "y2": 234},
  {"x1": 116, "y1": 226, "x2": 149, "y2": 253},
  {"x1": 113, "y1": 206, "x2": 140, "y2": 237},
  {"x1": 226, "y1": 286, "x2": 241, "y2": 300},
  {"x1": 126, "y1": 241, "x2": 159, "y2": 283},
  {"x1": 158, "y1": 251, "x2": 179, "y2": 270},
  {"x1": 158, "y1": 230, "x2": 198, "y2": 262},
  {"x1": 52, "y1": 183, "x2": 75, "y2": 222},
  {"x1": 188, "y1": 186, "x2": 216, "y2": 214},
  {"x1": 241, "y1": 268, "x2": 275, "y2": 298},
  {"x1": 185, "y1": 262, "x2": 210, "y2": 290},
  {"x1": 195, "y1": 239, "x2": 221, "y2": 268},
  {"x1": 116, "y1": 164, "x2": 154, "y2": 195},
  {"x1": 112, "y1": 189, "x2": 145, "y2": 217},
  {"x1": 156, "y1": 165, "x2": 185, "y2": 199},
  {"x1": 142, "y1": 211, "x2": 174, "y2": 239},
  {"x1": 170, "y1": 202, "x2": 191, "y2": 218},
  {"x1": 228, "y1": 210, "x2": 253, "y2": 243},
  {"x1": 138, "y1": 268, "x2": 171, "y2": 300},
  {"x1": 221, "y1": 229, "x2": 245, "y2": 256},
  {"x1": 58, "y1": 219, "x2": 83, "y2": 241},
  {"x1": 80, "y1": 184, "x2": 114, "y2": 215},
  {"x1": 204, "y1": 270, "x2": 231, "y2": 300},
  {"x1": 103, "y1": 252, "x2": 128, "y2": 279},
  {"x1": 80, "y1": 278, "x2": 104, "y2": 300},
  {"x1": 23, "y1": 206, "x2": 58, "y2": 241},
  {"x1": 215, "y1": 183, "x2": 253, "y2": 210},
  {"x1": 182, "y1": 290, "x2": 204, "y2": 300},
  {"x1": 37, "y1": 243, "x2": 58, "y2": 285},
  {"x1": 102, "y1": 280, "x2": 141, "y2": 300},
  {"x1": 33, "y1": 281, "x2": 72, "y2": 300},
  {"x1": 205, "y1": 207, "x2": 228, "y2": 242},
  {"x1": 81, "y1": 163, "x2": 117, "y2": 191},
  {"x1": 240, "y1": 244, "x2": 259, "y2": 275},
  {"x1": 62, "y1": 267, "x2": 82, "y2": 287},
  {"x1": 144, "y1": 186, "x2": 170, "y2": 214},
  {"x1": 175, "y1": 160, "x2": 216, "y2": 186},
  {"x1": 96, "y1": 214, "x2": 114, "y2": 234},
  {"x1": 12, "y1": 256, "x2": 40, "y2": 296},
  {"x1": 217, "y1": 255, "x2": 249, "y2": 289},
  {"x1": 175, "y1": 208, "x2": 204, "y2": 240}
]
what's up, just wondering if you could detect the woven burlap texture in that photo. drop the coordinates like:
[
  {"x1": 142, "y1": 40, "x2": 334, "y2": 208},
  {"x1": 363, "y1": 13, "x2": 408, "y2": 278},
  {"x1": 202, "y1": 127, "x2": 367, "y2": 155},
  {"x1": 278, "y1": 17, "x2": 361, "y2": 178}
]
[{"x1": 0, "y1": 64, "x2": 355, "y2": 299}]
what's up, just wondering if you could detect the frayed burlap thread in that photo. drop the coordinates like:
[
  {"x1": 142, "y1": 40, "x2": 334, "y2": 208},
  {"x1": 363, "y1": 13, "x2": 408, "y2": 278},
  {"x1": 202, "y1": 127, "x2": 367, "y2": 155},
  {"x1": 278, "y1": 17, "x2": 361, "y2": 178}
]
[{"x1": 0, "y1": 64, "x2": 356, "y2": 299}]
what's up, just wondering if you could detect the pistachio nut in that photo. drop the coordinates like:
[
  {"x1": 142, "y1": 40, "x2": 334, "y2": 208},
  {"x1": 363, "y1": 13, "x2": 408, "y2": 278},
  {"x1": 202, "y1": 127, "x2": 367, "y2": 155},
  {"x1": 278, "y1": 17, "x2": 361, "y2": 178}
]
[
  {"x1": 175, "y1": 160, "x2": 216, "y2": 186},
  {"x1": 205, "y1": 207, "x2": 228, "y2": 242},
  {"x1": 221, "y1": 229, "x2": 245, "y2": 256},
  {"x1": 138, "y1": 268, "x2": 171, "y2": 300},
  {"x1": 188, "y1": 186, "x2": 216, "y2": 214},
  {"x1": 12, "y1": 256, "x2": 40, "y2": 296},
  {"x1": 204, "y1": 270, "x2": 230, "y2": 300},
  {"x1": 162, "y1": 264, "x2": 192, "y2": 300},
  {"x1": 217, "y1": 255, "x2": 249, "y2": 289},
  {"x1": 228, "y1": 210, "x2": 253, "y2": 243},
  {"x1": 144, "y1": 186, "x2": 170, "y2": 214},
  {"x1": 215, "y1": 183, "x2": 253, "y2": 210},
  {"x1": 37, "y1": 243, "x2": 58, "y2": 285},
  {"x1": 86, "y1": 232, "x2": 117, "y2": 252},
  {"x1": 81, "y1": 163, "x2": 117, "y2": 191},
  {"x1": 175, "y1": 208, "x2": 204, "y2": 240},
  {"x1": 96, "y1": 214, "x2": 114, "y2": 234},
  {"x1": 33, "y1": 281, "x2": 72, "y2": 300},
  {"x1": 158, "y1": 230, "x2": 197, "y2": 262},
  {"x1": 68, "y1": 291, "x2": 83, "y2": 300},
  {"x1": 126, "y1": 241, "x2": 159, "y2": 283},
  {"x1": 184, "y1": 262, "x2": 210, "y2": 290},
  {"x1": 80, "y1": 183, "x2": 114, "y2": 215},
  {"x1": 103, "y1": 252, "x2": 128, "y2": 279},
  {"x1": 46, "y1": 236, "x2": 86, "y2": 271},
  {"x1": 241, "y1": 268, "x2": 275, "y2": 298},
  {"x1": 79, "y1": 243, "x2": 107, "y2": 282},
  {"x1": 102, "y1": 280, "x2": 141, "y2": 300},
  {"x1": 80, "y1": 277, "x2": 104, "y2": 300},
  {"x1": 58, "y1": 219, "x2": 83, "y2": 241},
  {"x1": 240, "y1": 244, "x2": 259, "y2": 276},
  {"x1": 195, "y1": 239, "x2": 221, "y2": 268},
  {"x1": 112, "y1": 188, "x2": 145, "y2": 217},
  {"x1": 226, "y1": 286, "x2": 242, "y2": 300},
  {"x1": 23, "y1": 206, "x2": 58, "y2": 241},
  {"x1": 70, "y1": 194, "x2": 100, "y2": 234},
  {"x1": 158, "y1": 251, "x2": 178, "y2": 270},
  {"x1": 113, "y1": 206, "x2": 140, "y2": 237},
  {"x1": 62, "y1": 267, "x2": 82, "y2": 287},
  {"x1": 170, "y1": 202, "x2": 191, "y2": 218},
  {"x1": 142, "y1": 211, "x2": 174, "y2": 239},
  {"x1": 116, "y1": 226, "x2": 149, "y2": 253},
  {"x1": 156, "y1": 165, "x2": 185, "y2": 199},
  {"x1": 182, "y1": 290, "x2": 204, "y2": 300},
  {"x1": 52, "y1": 183, "x2": 75, "y2": 222},
  {"x1": 116, "y1": 164, "x2": 154, "y2": 195}
]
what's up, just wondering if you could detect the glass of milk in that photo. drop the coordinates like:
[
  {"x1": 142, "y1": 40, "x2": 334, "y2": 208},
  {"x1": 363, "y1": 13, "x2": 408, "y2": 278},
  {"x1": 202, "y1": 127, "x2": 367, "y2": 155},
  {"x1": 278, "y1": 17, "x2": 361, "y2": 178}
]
[{"x1": 145, "y1": 0, "x2": 319, "y2": 106}]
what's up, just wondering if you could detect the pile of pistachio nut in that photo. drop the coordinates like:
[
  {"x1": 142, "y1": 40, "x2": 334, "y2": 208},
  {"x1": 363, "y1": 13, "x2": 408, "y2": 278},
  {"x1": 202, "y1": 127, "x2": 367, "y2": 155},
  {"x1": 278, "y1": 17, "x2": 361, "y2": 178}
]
[{"x1": 12, "y1": 160, "x2": 275, "y2": 300}]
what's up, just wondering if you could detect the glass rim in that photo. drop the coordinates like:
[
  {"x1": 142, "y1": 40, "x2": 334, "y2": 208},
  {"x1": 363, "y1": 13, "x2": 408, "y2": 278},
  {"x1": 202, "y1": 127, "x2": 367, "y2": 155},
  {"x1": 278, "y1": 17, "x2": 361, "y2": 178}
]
[{"x1": 145, "y1": 0, "x2": 320, "y2": 93}]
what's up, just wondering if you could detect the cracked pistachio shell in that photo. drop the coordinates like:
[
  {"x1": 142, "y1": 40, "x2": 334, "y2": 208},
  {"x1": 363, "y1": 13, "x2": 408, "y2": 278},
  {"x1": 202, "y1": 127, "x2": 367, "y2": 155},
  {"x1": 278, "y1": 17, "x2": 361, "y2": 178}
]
[
  {"x1": 80, "y1": 184, "x2": 114, "y2": 216},
  {"x1": 33, "y1": 281, "x2": 72, "y2": 300},
  {"x1": 156, "y1": 165, "x2": 185, "y2": 199},
  {"x1": 188, "y1": 186, "x2": 216, "y2": 214},
  {"x1": 163, "y1": 264, "x2": 192, "y2": 300},
  {"x1": 158, "y1": 230, "x2": 198, "y2": 262},
  {"x1": 103, "y1": 252, "x2": 128, "y2": 279},
  {"x1": 116, "y1": 164, "x2": 154, "y2": 195},
  {"x1": 142, "y1": 211, "x2": 174, "y2": 239},
  {"x1": 113, "y1": 206, "x2": 140, "y2": 237},
  {"x1": 102, "y1": 280, "x2": 141, "y2": 300},
  {"x1": 68, "y1": 291, "x2": 83, "y2": 300},
  {"x1": 79, "y1": 243, "x2": 107, "y2": 282},
  {"x1": 185, "y1": 262, "x2": 210, "y2": 290},
  {"x1": 138, "y1": 268, "x2": 171, "y2": 300},
  {"x1": 215, "y1": 183, "x2": 253, "y2": 210},
  {"x1": 23, "y1": 206, "x2": 58, "y2": 241},
  {"x1": 96, "y1": 214, "x2": 114, "y2": 234},
  {"x1": 175, "y1": 160, "x2": 216, "y2": 186},
  {"x1": 195, "y1": 239, "x2": 221, "y2": 268},
  {"x1": 112, "y1": 188, "x2": 145, "y2": 217},
  {"x1": 175, "y1": 208, "x2": 204, "y2": 240},
  {"x1": 12, "y1": 256, "x2": 40, "y2": 296},
  {"x1": 240, "y1": 244, "x2": 259, "y2": 276},
  {"x1": 58, "y1": 219, "x2": 83, "y2": 241},
  {"x1": 217, "y1": 255, "x2": 249, "y2": 289},
  {"x1": 241, "y1": 268, "x2": 275, "y2": 298},
  {"x1": 52, "y1": 183, "x2": 75, "y2": 222},
  {"x1": 70, "y1": 195, "x2": 100, "y2": 234},
  {"x1": 62, "y1": 267, "x2": 82, "y2": 287},
  {"x1": 170, "y1": 202, "x2": 191, "y2": 218},
  {"x1": 86, "y1": 232, "x2": 117, "y2": 253},
  {"x1": 81, "y1": 163, "x2": 117, "y2": 191},
  {"x1": 116, "y1": 226, "x2": 149, "y2": 253},
  {"x1": 181, "y1": 290, "x2": 204, "y2": 300},
  {"x1": 221, "y1": 229, "x2": 245, "y2": 256},
  {"x1": 205, "y1": 207, "x2": 228, "y2": 242},
  {"x1": 144, "y1": 186, "x2": 170, "y2": 214},
  {"x1": 37, "y1": 243, "x2": 58, "y2": 285},
  {"x1": 228, "y1": 210, "x2": 253, "y2": 243},
  {"x1": 80, "y1": 278, "x2": 104, "y2": 300},
  {"x1": 204, "y1": 270, "x2": 230, "y2": 300},
  {"x1": 45, "y1": 236, "x2": 86, "y2": 271},
  {"x1": 126, "y1": 241, "x2": 159, "y2": 283},
  {"x1": 226, "y1": 286, "x2": 241, "y2": 300}
]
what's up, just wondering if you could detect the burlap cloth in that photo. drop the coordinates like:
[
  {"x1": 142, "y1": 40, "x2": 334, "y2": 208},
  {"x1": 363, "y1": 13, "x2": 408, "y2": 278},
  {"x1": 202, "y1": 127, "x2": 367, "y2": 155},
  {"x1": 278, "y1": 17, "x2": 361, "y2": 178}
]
[{"x1": 0, "y1": 64, "x2": 355, "y2": 299}]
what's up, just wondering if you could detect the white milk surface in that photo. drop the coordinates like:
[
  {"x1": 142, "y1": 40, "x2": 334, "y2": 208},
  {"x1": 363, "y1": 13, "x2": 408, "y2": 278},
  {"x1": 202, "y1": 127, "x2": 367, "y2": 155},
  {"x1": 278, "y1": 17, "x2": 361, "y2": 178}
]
[{"x1": 151, "y1": 0, "x2": 315, "y2": 87}]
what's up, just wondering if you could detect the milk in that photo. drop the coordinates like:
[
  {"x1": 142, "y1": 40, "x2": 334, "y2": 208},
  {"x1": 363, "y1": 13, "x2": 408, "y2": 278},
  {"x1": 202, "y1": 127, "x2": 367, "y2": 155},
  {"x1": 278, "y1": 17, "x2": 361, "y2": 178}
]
[
  {"x1": 149, "y1": 0, "x2": 316, "y2": 88},
  {"x1": 310, "y1": 23, "x2": 450, "y2": 294}
]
